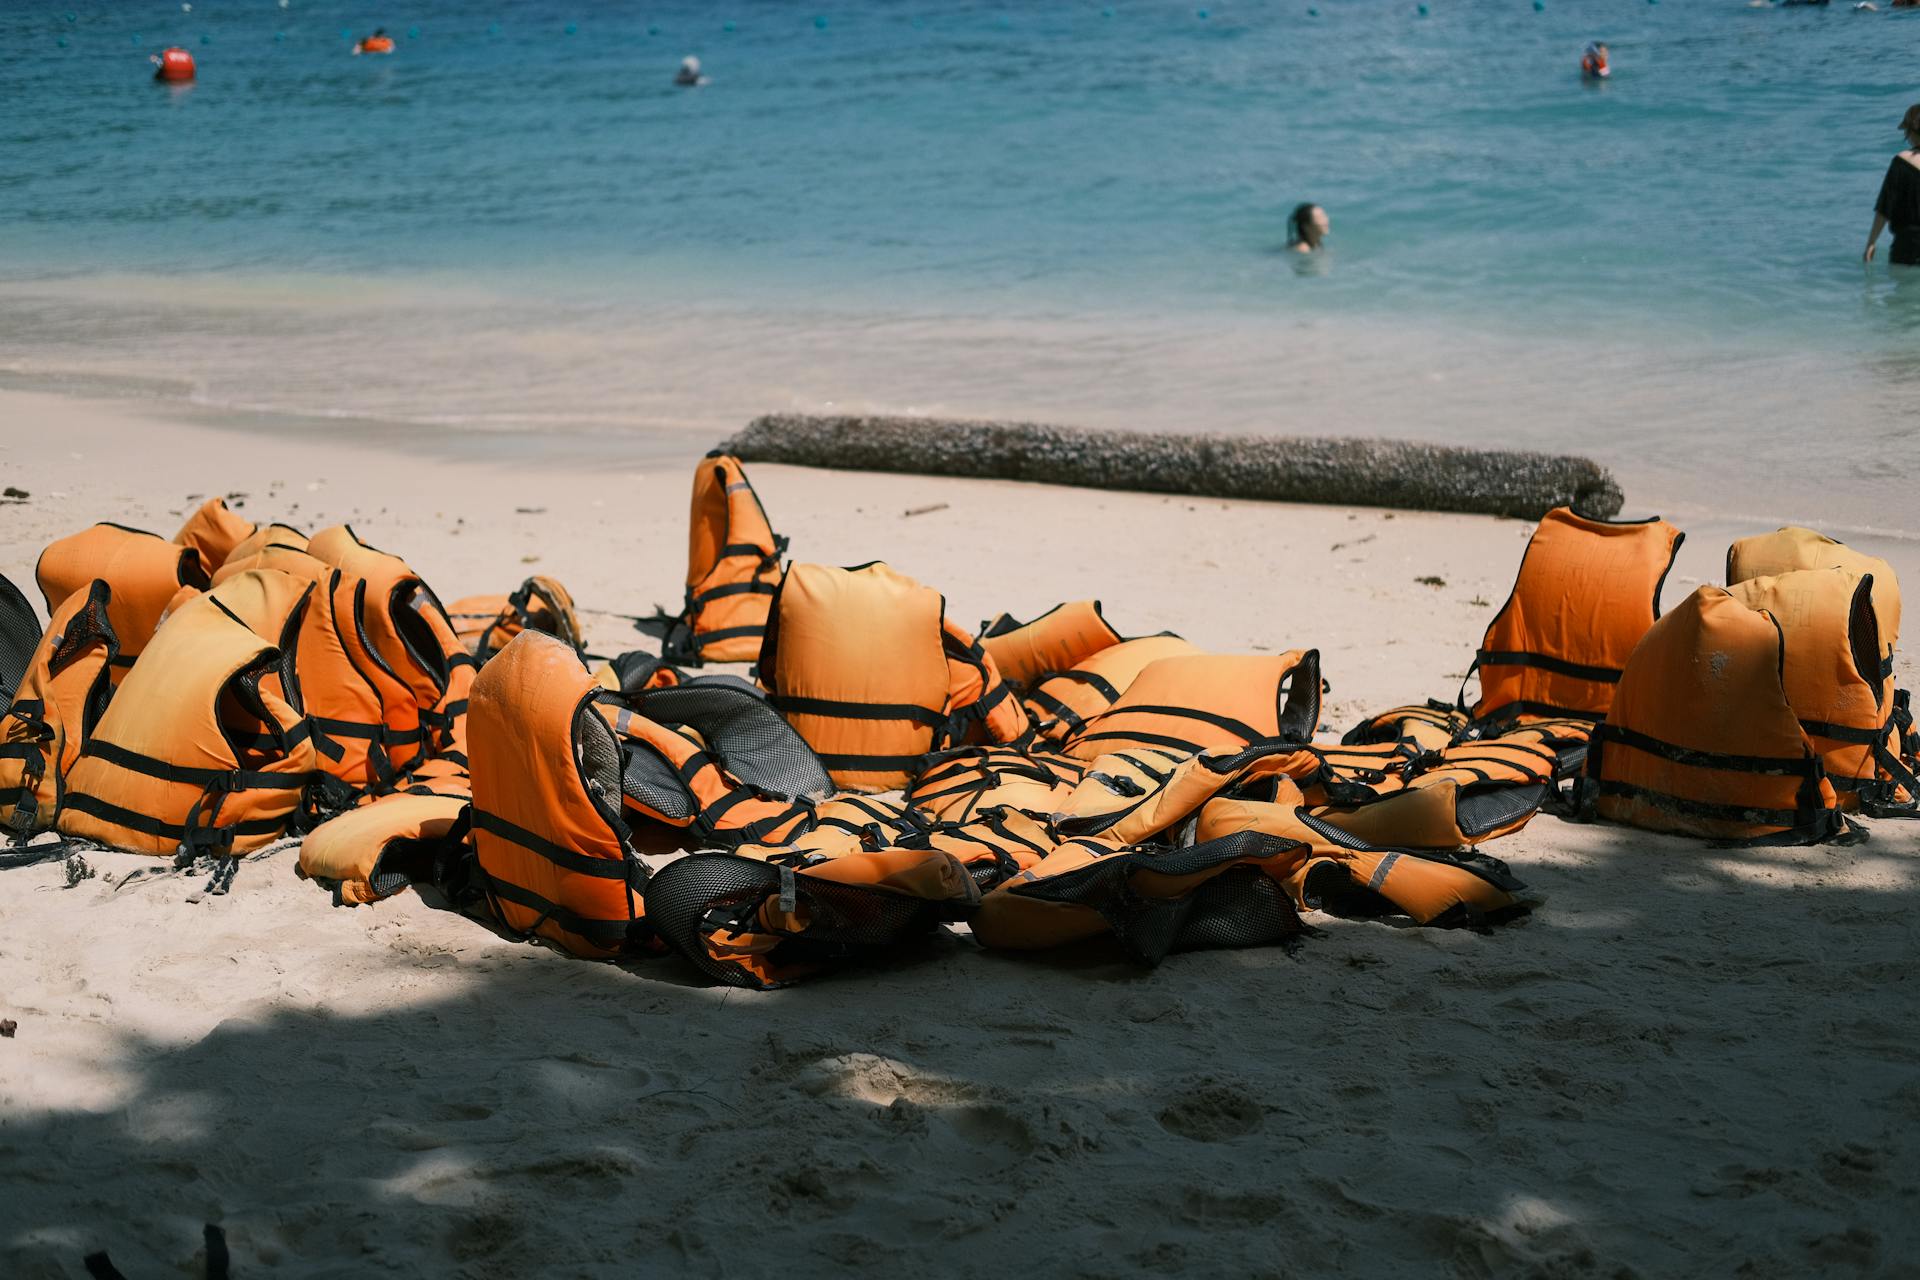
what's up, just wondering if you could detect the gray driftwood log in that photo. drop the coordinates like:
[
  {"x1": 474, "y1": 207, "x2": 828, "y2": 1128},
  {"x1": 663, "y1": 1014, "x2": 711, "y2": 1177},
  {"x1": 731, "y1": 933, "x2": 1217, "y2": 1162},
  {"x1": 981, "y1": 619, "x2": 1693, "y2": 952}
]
[{"x1": 723, "y1": 414, "x2": 1623, "y2": 520}]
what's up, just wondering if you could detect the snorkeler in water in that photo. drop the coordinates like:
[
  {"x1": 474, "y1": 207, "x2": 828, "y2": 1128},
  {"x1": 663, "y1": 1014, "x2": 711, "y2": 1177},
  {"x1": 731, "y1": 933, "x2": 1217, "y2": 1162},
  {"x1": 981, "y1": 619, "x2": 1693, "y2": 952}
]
[{"x1": 675, "y1": 56, "x2": 707, "y2": 87}]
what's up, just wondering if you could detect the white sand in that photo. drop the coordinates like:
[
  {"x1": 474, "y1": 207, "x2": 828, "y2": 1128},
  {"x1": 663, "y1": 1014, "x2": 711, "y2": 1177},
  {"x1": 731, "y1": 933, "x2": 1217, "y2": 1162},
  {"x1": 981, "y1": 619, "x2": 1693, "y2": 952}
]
[{"x1": 2, "y1": 390, "x2": 1917, "y2": 1277}]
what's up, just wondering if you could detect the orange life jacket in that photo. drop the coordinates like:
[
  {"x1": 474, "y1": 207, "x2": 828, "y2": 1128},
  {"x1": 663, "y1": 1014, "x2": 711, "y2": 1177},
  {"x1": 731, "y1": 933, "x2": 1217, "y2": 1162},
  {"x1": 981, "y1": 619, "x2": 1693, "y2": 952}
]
[
  {"x1": 738, "y1": 794, "x2": 924, "y2": 864},
  {"x1": 1472, "y1": 507, "x2": 1684, "y2": 725},
  {"x1": 0, "y1": 581, "x2": 118, "y2": 840},
  {"x1": 201, "y1": 549, "x2": 393, "y2": 790},
  {"x1": 668, "y1": 452, "x2": 787, "y2": 664},
  {"x1": 904, "y1": 745, "x2": 1083, "y2": 824},
  {"x1": 1727, "y1": 525, "x2": 1902, "y2": 713},
  {"x1": 596, "y1": 692, "x2": 817, "y2": 851},
  {"x1": 759, "y1": 561, "x2": 1027, "y2": 791},
  {"x1": 644, "y1": 847, "x2": 979, "y2": 988},
  {"x1": 468, "y1": 631, "x2": 650, "y2": 959},
  {"x1": 917, "y1": 806, "x2": 1058, "y2": 889},
  {"x1": 1342, "y1": 700, "x2": 1469, "y2": 753},
  {"x1": 307, "y1": 525, "x2": 475, "y2": 779},
  {"x1": 971, "y1": 830, "x2": 1311, "y2": 962},
  {"x1": 359, "y1": 35, "x2": 394, "y2": 53},
  {"x1": 979, "y1": 600, "x2": 1124, "y2": 689},
  {"x1": 298, "y1": 791, "x2": 468, "y2": 905},
  {"x1": 172, "y1": 497, "x2": 257, "y2": 574},
  {"x1": 1581, "y1": 586, "x2": 1845, "y2": 844},
  {"x1": 59, "y1": 592, "x2": 322, "y2": 857},
  {"x1": 37, "y1": 523, "x2": 210, "y2": 680},
  {"x1": 214, "y1": 523, "x2": 310, "y2": 580},
  {"x1": 1725, "y1": 568, "x2": 1915, "y2": 811},
  {"x1": 447, "y1": 575, "x2": 583, "y2": 661},
  {"x1": 1023, "y1": 633, "x2": 1198, "y2": 743},
  {"x1": 1193, "y1": 794, "x2": 1532, "y2": 926},
  {"x1": 1062, "y1": 650, "x2": 1321, "y2": 762}
]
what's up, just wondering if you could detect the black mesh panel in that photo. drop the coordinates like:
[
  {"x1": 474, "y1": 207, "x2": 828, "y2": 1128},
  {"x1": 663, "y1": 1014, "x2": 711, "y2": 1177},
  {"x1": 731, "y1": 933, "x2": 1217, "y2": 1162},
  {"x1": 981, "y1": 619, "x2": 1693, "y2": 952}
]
[
  {"x1": 1454, "y1": 783, "x2": 1546, "y2": 839},
  {"x1": 636, "y1": 678, "x2": 831, "y2": 800},
  {"x1": 0, "y1": 574, "x2": 44, "y2": 716},
  {"x1": 645, "y1": 852, "x2": 960, "y2": 989}
]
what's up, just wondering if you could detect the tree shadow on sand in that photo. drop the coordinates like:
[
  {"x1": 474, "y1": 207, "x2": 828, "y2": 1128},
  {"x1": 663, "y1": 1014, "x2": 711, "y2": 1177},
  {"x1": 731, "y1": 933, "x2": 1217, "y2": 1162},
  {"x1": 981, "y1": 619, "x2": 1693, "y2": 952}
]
[{"x1": 6, "y1": 816, "x2": 1920, "y2": 1279}]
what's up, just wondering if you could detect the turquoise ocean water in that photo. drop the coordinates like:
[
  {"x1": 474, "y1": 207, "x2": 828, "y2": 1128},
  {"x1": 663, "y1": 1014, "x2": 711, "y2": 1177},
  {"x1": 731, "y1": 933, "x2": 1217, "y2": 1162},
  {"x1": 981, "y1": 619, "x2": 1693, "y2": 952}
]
[{"x1": 2, "y1": 0, "x2": 1917, "y2": 530}]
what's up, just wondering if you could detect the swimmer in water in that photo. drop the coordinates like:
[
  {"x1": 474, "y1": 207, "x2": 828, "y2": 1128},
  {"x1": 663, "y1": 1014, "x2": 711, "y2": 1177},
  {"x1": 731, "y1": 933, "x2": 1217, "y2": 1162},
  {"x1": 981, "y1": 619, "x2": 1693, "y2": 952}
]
[
  {"x1": 1287, "y1": 203, "x2": 1329, "y2": 253},
  {"x1": 354, "y1": 28, "x2": 394, "y2": 55},
  {"x1": 675, "y1": 56, "x2": 707, "y2": 87},
  {"x1": 1581, "y1": 42, "x2": 1610, "y2": 80}
]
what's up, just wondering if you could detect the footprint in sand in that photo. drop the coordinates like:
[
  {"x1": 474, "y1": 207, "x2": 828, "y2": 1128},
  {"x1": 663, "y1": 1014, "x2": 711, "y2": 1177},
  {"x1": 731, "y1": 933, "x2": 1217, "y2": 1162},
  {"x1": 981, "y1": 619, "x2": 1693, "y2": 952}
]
[{"x1": 1156, "y1": 1080, "x2": 1264, "y2": 1142}]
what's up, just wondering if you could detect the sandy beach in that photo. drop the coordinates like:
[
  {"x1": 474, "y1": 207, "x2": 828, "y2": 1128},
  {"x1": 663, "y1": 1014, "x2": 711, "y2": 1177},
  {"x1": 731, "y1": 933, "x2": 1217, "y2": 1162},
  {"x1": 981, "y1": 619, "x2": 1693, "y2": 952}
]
[{"x1": 2, "y1": 389, "x2": 1917, "y2": 1277}]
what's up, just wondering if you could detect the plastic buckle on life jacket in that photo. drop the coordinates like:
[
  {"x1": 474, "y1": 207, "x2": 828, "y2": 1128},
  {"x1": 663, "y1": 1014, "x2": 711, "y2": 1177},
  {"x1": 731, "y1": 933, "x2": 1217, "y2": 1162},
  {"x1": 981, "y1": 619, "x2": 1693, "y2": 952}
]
[{"x1": 6, "y1": 790, "x2": 38, "y2": 839}]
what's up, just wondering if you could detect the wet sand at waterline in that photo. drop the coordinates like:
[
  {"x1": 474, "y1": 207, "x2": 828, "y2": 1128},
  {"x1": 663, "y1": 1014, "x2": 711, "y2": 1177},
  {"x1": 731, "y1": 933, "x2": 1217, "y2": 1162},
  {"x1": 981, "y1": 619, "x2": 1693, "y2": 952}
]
[{"x1": 2, "y1": 390, "x2": 1918, "y2": 1277}]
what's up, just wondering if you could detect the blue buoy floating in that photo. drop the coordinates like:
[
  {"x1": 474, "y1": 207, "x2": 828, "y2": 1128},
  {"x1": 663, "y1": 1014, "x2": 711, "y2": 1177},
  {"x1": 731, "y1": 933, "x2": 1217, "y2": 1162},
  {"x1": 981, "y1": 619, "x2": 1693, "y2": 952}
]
[
  {"x1": 200, "y1": 33, "x2": 211, "y2": 44},
  {"x1": 1532, "y1": 0, "x2": 1543, "y2": 9},
  {"x1": 488, "y1": 22, "x2": 500, "y2": 36},
  {"x1": 1418, "y1": 3, "x2": 1429, "y2": 13},
  {"x1": 407, "y1": 26, "x2": 419, "y2": 39},
  {"x1": 56, "y1": 35, "x2": 68, "y2": 47},
  {"x1": 64, "y1": 11, "x2": 77, "y2": 23},
  {"x1": 1102, "y1": 6, "x2": 1114, "y2": 15},
  {"x1": 723, "y1": 20, "x2": 736, "y2": 33},
  {"x1": 647, "y1": 24, "x2": 661, "y2": 36},
  {"x1": 1308, "y1": 6, "x2": 1319, "y2": 14},
  {"x1": 1196, "y1": 8, "x2": 1209, "y2": 17},
  {"x1": 274, "y1": 31, "x2": 285, "y2": 42},
  {"x1": 564, "y1": 22, "x2": 577, "y2": 35},
  {"x1": 814, "y1": 15, "x2": 829, "y2": 30}
]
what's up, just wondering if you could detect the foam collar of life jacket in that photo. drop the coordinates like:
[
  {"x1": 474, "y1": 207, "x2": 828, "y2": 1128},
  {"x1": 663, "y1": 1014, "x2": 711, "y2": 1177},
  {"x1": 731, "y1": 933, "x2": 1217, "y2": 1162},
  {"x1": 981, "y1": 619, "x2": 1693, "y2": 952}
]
[
  {"x1": 306, "y1": 525, "x2": 475, "y2": 776},
  {"x1": 173, "y1": 497, "x2": 257, "y2": 574},
  {"x1": 979, "y1": 599, "x2": 1124, "y2": 690},
  {"x1": 644, "y1": 846, "x2": 979, "y2": 988},
  {"x1": 1, "y1": 580, "x2": 118, "y2": 838},
  {"x1": 1062, "y1": 650, "x2": 1321, "y2": 763},
  {"x1": 972, "y1": 830, "x2": 1311, "y2": 961},
  {"x1": 58, "y1": 590, "x2": 322, "y2": 856},
  {"x1": 468, "y1": 630, "x2": 649, "y2": 959},
  {"x1": 1472, "y1": 506, "x2": 1684, "y2": 726},
  {"x1": 1582, "y1": 585, "x2": 1844, "y2": 845},
  {"x1": 299, "y1": 790, "x2": 470, "y2": 905},
  {"x1": 760, "y1": 561, "x2": 1026, "y2": 792},
  {"x1": 1022, "y1": 633, "x2": 1199, "y2": 744},
  {"x1": 1728, "y1": 526, "x2": 1903, "y2": 720},
  {"x1": 447, "y1": 574, "x2": 584, "y2": 661},
  {"x1": 1193, "y1": 793, "x2": 1531, "y2": 926},
  {"x1": 37, "y1": 522, "x2": 210, "y2": 679},
  {"x1": 1726, "y1": 567, "x2": 1914, "y2": 810},
  {"x1": 675, "y1": 452, "x2": 788, "y2": 665}
]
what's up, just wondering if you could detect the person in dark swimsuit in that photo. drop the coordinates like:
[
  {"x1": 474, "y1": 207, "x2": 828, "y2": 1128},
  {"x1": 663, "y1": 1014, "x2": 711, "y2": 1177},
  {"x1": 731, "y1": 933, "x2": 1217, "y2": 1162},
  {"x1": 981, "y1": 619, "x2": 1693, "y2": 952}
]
[{"x1": 1865, "y1": 104, "x2": 1920, "y2": 266}]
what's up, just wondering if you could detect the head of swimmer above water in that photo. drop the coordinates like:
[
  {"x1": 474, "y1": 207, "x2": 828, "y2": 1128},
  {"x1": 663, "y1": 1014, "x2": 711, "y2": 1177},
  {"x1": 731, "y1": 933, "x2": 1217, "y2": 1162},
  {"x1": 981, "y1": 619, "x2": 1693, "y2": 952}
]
[
  {"x1": 676, "y1": 55, "x2": 702, "y2": 85},
  {"x1": 1903, "y1": 103, "x2": 1920, "y2": 149},
  {"x1": 1288, "y1": 202, "x2": 1330, "y2": 252}
]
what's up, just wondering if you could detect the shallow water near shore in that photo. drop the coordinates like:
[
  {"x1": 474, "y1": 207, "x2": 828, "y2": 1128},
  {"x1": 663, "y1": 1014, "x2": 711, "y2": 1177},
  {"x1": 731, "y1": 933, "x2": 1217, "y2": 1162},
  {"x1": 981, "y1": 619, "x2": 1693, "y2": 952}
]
[{"x1": 2, "y1": 0, "x2": 1917, "y2": 532}]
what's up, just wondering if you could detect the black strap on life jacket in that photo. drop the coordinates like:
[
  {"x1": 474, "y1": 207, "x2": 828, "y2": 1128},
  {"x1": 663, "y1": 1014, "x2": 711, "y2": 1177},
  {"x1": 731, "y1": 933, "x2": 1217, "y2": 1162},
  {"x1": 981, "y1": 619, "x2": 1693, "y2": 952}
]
[{"x1": 1577, "y1": 724, "x2": 1847, "y2": 846}]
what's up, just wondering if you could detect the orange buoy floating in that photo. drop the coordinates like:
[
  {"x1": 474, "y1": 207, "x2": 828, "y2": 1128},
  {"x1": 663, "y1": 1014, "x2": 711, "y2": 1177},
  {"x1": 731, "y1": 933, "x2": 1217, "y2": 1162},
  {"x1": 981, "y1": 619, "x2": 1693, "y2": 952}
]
[
  {"x1": 151, "y1": 46, "x2": 196, "y2": 82},
  {"x1": 355, "y1": 32, "x2": 396, "y2": 55}
]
